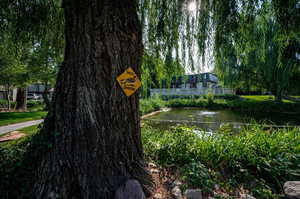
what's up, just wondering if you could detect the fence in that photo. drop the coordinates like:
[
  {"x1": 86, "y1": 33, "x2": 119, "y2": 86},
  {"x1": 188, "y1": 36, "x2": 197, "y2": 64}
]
[{"x1": 150, "y1": 88, "x2": 235, "y2": 96}]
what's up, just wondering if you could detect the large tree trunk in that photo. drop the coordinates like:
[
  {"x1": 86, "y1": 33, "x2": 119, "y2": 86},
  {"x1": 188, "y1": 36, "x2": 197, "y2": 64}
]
[
  {"x1": 15, "y1": 87, "x2": 27, "y2": 111},
  {"x1": 275, "y1": 93, "x2": 282, "y2": 102},
  {"x1": 5, "y1": 86, "x2": 11, "y2": 111},
  {"x1": 274, "y1": 83, "x2": 283, "y2": 103},
  {"x1": 42, "y1": 82, "x2": 51, "y2": 111},
  {"x1": 34, "y1": 0, "x2": 151, "y2": 198}
]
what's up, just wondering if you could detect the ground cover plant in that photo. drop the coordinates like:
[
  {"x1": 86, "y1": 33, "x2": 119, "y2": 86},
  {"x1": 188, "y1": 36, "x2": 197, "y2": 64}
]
[
  {"x1": 142, "y1": 124, "x2": 300, "y2": 198},
  {"x1": 0, "y1": 125, "x2": 40, "y2": 198}
]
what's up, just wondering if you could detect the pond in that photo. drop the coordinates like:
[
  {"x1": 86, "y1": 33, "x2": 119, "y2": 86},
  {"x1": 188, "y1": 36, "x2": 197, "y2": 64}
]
[{"x1": 144, "y1": 108, "x2": 300, "y2": 131}]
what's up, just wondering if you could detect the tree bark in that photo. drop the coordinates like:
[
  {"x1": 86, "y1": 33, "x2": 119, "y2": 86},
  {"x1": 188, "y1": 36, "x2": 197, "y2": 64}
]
[
  {"x1": 15, "y1": 87, "x2": 27, "y2": 111},
  {"x1": 5, "y1": 85, "x2": 11, "y2": 111},
  {"x1": 34, "y1": 0, "x2": 152, "y2": 198},
  {"x1": 274, "y1": 84, "x2": 283, "y2": 103},
  {"x1": 275, "y1": 94, "x2": 282, "y2": 102},
  {"x1": 42, "y1": 82, "x2": 51, "y2": 111}
]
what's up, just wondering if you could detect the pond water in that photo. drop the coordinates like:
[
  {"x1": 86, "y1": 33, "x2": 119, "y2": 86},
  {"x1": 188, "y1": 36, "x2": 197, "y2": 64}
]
[{"x1": 144, "y1": 108, "x2": 300, "y2": 131}]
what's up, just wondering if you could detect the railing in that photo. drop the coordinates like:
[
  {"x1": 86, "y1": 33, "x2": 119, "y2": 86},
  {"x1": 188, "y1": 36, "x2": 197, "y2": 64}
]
[{"x1": 150, "y1": 88, "x2": 235, "y2": 96}]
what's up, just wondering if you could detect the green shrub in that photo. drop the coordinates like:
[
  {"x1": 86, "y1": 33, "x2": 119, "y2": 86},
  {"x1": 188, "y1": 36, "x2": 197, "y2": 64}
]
[
  {"x1": 0, "y1": 99, "x2": 16, "y2": 109},
  {"x1": 140, "y1": 97, "x2": 165, "y2": 115},
  {"x1": 0, "y1": 124, "x2": 57, "y2": 199},
  {"x1": 0, "y1": 100, "x2": 44, "y2": 110},
  {"x1": 181, "y1": 161, "x2": 215, "y2": 192},
  {"x1": 142, "y1": 125, "x2": 300, "y2": 198},
  {"x1": 206, "y1": 92, "x2": 215, "y2": 105},
  {"x1": 27, "y1": 100, "x2": 44, "y2": 108},
  {"x1": 139, "y1": 95, "x2": 300, "y2": 114}
]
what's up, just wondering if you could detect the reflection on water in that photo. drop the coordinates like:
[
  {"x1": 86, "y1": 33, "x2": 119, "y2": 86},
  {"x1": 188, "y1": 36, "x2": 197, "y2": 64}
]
[
  {"x1": 199, "y1": 111, "x2": 218, "y2": 116},
  {"x1": 144, "y1": 108, "x2": 300, "y2": 131}
]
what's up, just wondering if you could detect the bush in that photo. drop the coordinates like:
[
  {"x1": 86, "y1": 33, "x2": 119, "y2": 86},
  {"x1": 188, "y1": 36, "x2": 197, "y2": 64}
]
[
  {"x1": 0, "y1": 134, "x2": 36, "y2": 198},
  {"x1": 216, "y1": 94, "x2": 240, "y2": 100},
  {"x1": 27, "y1": 100, "x2": 44, "y2": 108},
  {"x1": 0, "y1": 99, "x2": 16, "y2": 109},
  {"x1": 181, "y1": 161, "x2": 215, "y2": 192},
  {"x1": 139, "y1": 95, "x2": 300, "y2": 114},
  {"x1": 140, "y1": 97, "x2": 165, "y2": 115},
  {"x1": 0, "y1": 125, "x2": 55, "y2": 199},
  {"x1": 0, "y1": 100, "x2": 44, "y2": 110},
  {"x1": 142, "y1": 125, "x2": 300, "y2": 198},
  {"x1": 206, "y1": 92, "x2": 215, "y2": 105}
]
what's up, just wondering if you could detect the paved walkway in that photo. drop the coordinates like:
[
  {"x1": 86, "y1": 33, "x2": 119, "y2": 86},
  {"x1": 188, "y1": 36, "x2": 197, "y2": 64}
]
[{"x1": 0, "y1": 120, "x2": 44, "y2": 136}]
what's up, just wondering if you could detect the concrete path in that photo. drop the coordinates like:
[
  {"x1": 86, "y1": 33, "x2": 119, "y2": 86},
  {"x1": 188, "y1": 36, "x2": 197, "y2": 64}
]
[{"x1": 0, "y1": 120, "x2": 44, "y2": 136}]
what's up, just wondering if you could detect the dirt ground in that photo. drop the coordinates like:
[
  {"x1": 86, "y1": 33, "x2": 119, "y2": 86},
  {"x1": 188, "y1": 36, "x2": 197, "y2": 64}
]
[{"x1": 0, "y1": 131, "x2": 25, "y2": 142}]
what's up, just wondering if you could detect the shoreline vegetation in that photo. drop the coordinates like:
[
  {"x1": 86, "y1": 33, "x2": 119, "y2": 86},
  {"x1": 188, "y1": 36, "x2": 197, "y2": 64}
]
[
  {"x1": 140, "y1": 95, "x2": 300, "y2": 115},
  {"x1": 142, "y1": 125, "x2": 300, "y2": 199}
]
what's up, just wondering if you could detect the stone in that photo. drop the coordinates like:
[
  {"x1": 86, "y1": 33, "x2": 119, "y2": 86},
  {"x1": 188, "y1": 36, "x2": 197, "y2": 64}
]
[
  {"x1": 172, "y1": 180, "x2": 183, "y2": 187},
  {"x1": 172, "y1": 186, "x2": 183, "y2": 199},
  {"x1": 240, "y1": 194, "x2": 256, "y2": 199},
  {"x1": 153, "y1": 193, "x2": 163, "y2": 199},
  {"x1": 212, "y1": 191, "x2": 218, "y2": 197},
  {"x1": 284, "y1": 181, "x2": 300, "y2": 199},
  {"x1": 213, "y1": 184, "x2": 220, "y2": 191},
  {"x1": 114, "y1": 180, "x2": 145, "y2": 199},
  {"x1": 148, "y1": 162, "x2": 157, "y2": 168},
  {"x1": 184, "y1": 189, "x2": 202, "y2": 199},
  {"x1": 150, "y1": 168, "x2": 160, "y2": 174}
]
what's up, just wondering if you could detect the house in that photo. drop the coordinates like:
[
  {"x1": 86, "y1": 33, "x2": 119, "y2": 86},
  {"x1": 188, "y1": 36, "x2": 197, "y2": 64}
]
[
  {"x1": 28, "y1": 83, "x2": 55, "y2": 100},
  {"x1": 0, "y1": 83, "x2": 53, "y2": 101},
  {"x1": 150, "y1": 73, "x2": 235, "y2": 96},
  {"x1": 162, "y1": 73, "x2": 218, "y2": 89}
]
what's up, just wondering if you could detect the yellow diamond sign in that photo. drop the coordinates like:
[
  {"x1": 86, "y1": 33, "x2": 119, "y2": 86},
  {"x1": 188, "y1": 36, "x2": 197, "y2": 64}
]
[{"x1": 117, "y1": 67, "x2": 141, "y2": 97}]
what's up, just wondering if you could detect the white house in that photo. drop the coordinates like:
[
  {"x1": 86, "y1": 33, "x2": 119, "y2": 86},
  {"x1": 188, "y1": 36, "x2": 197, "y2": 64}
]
[{"x1": 150, "y1": 73, "x2": 235, "y2": 96}]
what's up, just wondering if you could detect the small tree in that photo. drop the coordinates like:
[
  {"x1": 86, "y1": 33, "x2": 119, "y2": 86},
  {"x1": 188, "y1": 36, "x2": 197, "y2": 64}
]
[{"x1": 0, "y1": 37, "x2": 27, "y2": 110}]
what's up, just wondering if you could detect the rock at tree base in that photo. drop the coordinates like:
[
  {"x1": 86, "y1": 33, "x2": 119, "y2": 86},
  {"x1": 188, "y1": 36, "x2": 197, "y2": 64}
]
[
  {"x1": 284, "y1": 181, "x2": 300, "y2": 199},
  {"x1": 184, "y1": 189, "x2": 202, "y2": 199},
  {"x1": 153, "y1": 193, "x2": 163, "y2": 199},
  {"x1": 171, "y1": 186, "x2": 183, "y2": 199},
  {"x1": 241, "y1": 194, "x2": 256, "y2": 199},
  {"x1": 115, "y1": 180, "x2": 145, "y2": 199}
]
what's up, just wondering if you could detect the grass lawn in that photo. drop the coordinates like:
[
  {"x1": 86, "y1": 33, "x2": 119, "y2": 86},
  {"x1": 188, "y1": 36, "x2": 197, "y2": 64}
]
[
  {"x1": 241, "y1": 95, "x2": 275, "y2": 101},
  {"x1": 241, "y1": 95, "x2": 294, "y2": 103},
  {"x1": 0, "y1": 111, "x2": 47, "y2": 127}
]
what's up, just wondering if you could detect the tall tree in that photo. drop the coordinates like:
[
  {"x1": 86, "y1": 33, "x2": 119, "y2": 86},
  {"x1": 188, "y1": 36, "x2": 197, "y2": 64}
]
[
  {"x1": 33, "y1": 0, "x2": 151, "y2": 198},
  {"x1": 215, "y1": 0, "x2": 300, "y2": 101},
  {"x1": 0, "y1": 35, "x2": 28, "y2": 110},
  {"x1": 14, "y1": 45, "x2": 31, "y2": 111},
  {"x1": 1, "y1": 0, "x2": 299, "y2": 198}
]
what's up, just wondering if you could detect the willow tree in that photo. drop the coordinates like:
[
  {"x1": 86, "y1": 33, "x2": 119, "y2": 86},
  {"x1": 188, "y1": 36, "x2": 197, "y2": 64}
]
[
  {"x1": 214, "y1": 0, "x2": 300, "y2": 101},
  {"x1": 1, "y1": 0, "x2": 298, "y2": 198}
]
